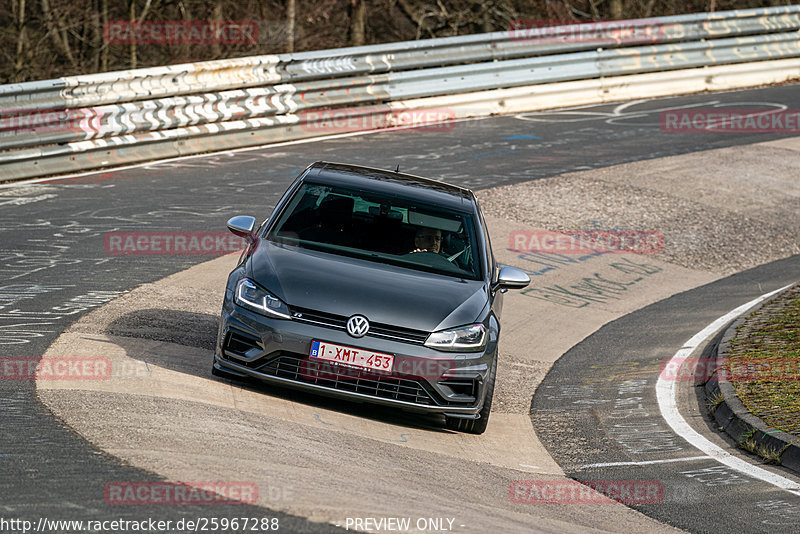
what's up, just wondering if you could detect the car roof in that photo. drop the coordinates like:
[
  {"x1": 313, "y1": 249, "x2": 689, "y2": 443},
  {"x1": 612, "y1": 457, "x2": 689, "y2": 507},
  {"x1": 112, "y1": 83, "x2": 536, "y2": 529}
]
[{"x1": 303, "y1": 162, "x2": 476, "y2": 212}]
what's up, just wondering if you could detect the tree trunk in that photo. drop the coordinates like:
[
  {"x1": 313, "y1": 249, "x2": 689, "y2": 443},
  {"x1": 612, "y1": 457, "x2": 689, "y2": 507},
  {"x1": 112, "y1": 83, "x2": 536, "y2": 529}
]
[
  {"x1": 129, "y1": 0, "x2": 152, "y2": 68},
  {"x1": 40, "y1": 0, "x2": 77, "y2": 68},
  {"x1": 287, "y1": 0, "x2": 295, "y2": 52},
  {"x1": 100, "y1": 0, "x2": 108, "y2": 71},
  {"x1": 349, "y1": 0, "x2": 366, "y2": 46},
  {"x1": 396, "y1": 0, "x2": 426, "y2": 38},
  {"x1": 176, "y1": 0, "x2": 192, "y2": 63},
  {"x1": 89, "y1": 0, "x2": 100, "y2": 72},
  {"x1": 129, "y1": 0, "x2": 137, "y2": 69},
  {"x1": 609, "y1": 0, "x2": 623, "y2": 19},
  {"x1": 14, "y1": 0, "x2": 28, "y2": 82},
  {"x1": 212, "y1": 3, "x2": 223, "y2": 58},
  {"x1": 481, "y1": 2, "x2": 491, "y2": 34}
]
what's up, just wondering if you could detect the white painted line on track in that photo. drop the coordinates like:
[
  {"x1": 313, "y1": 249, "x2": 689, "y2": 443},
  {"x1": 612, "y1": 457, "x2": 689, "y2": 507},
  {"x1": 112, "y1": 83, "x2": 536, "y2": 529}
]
[
  {"x1": 0, "y1": 116, "x2": 492, "y2": 189},
  {"x1": 580, "y1": 456, "x2": 710, "y2": 469},
  {"x1": 656, "y1": 283, "x2": 800, "y2": 497}
]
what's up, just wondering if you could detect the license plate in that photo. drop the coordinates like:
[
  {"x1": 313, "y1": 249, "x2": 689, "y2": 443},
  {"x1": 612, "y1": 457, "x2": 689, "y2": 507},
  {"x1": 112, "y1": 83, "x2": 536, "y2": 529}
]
[{"x1": 309, "y1": 340, "x2": 394, "y2": 373}]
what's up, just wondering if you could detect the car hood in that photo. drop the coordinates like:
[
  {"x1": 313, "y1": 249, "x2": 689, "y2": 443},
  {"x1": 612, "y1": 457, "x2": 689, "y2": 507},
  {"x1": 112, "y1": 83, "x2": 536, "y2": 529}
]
[{"x1": 247, "y1": 240, "x2": 488, "y2": 332}]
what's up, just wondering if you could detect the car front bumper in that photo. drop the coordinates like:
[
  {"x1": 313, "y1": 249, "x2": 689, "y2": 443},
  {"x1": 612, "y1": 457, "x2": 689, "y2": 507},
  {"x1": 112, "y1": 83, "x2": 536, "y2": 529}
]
[{"x1": 214, "y1": 302, "x2": 497, "y2": 417}]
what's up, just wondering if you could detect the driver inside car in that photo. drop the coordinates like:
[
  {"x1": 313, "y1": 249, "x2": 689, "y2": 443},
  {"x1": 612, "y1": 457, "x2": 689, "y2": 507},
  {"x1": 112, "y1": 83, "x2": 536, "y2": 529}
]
[{"x1": 411, "y1": 227, "x2": 442, "y2": 254}]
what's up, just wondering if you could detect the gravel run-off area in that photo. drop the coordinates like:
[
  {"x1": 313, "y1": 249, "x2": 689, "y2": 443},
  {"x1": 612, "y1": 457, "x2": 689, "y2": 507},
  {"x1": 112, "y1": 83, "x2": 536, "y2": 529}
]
[{"x1": 477, "y1": 137, "x2": 800, "y2": 275}]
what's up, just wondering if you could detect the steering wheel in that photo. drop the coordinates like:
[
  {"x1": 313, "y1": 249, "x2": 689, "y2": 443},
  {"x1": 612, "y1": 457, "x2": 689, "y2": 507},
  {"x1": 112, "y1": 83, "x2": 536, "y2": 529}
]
[
  {"x1": 403, "y1": 251, "x2": 455, "y2": 268},
  {"x1": 446, "y1": 245, "x2": 469, "y2": 263}
]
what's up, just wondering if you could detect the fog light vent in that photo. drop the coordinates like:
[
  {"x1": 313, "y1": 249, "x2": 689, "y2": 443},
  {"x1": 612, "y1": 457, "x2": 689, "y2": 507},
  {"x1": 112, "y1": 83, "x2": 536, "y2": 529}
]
[
  {"x1": 438, "y1": 379, "x2": 478, "y2": 401},
  {"x1": 224, "y1": 330, "x2": 263, "y2": 359}
]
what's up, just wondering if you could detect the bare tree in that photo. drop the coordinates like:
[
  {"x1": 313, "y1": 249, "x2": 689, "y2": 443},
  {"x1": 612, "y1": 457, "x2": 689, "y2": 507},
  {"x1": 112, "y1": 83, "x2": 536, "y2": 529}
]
[
  {"x1": 40, "y1": 0, "x2": 77, "y2": 68},
  {"x1": 287, "y1": 0, "x2": 295, "y2": 52},
  {"x1": 128, "y1": 0, "x2": 137, "y2": 68},
  {"x1": 13, "y1": 0, "x2": 28, "y2": 81},
  {"x1": 0, "y1": 0, "x2": 788, "y2": 82},
  {"x1": 609, "y1": 0, "x2": 623, "y2": 19},
  {"x1": 100, "y1": 0, "x2": 108, "y2": 70},
  {"x1": 349, "y1": 0, "x2": 366, "y2": 45},
  {"x1": 211, "y1": 2, "x2": 222, "y2": 58}
]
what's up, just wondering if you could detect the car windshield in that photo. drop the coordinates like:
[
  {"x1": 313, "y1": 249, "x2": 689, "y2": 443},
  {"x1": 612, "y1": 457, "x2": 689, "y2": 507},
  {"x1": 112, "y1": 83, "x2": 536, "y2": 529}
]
[{"x1": 267, "y1": 182, "x2": 481, "y2": 279}]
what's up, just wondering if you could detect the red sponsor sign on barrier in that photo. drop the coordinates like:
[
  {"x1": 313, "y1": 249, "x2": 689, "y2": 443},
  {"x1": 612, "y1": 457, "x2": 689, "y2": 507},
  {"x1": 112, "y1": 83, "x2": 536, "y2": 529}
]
[
  {"x1": 104, "y1": 21, "x2": 258, "y2": 45},
  {"x1": 509, "y1": 480, "x2": 664, "y2": 504},
  {"x1": 104, "y1": 232, "x2": 248, "y2": 255},
  {"x1": 509, "y1": 19, "x2": 664, "y2": 43},
  {"x1": 509, "y1": 230, "x2": 663, "y2": 254},
  {"x1": 1, "y1": 356, "x2": 112, "y2": 380},
  {"x1": 104, "y1": 481, "x2": 258, "y2": 505},
  {"x1": 660, "y1": 109, "x2": 800, "y2": 133}
]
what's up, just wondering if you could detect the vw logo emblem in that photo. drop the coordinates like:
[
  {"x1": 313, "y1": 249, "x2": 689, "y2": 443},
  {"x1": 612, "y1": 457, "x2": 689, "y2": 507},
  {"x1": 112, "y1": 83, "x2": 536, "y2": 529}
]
[{"x1": 346, "y1": 315, "x2": 369, "y2": 338}]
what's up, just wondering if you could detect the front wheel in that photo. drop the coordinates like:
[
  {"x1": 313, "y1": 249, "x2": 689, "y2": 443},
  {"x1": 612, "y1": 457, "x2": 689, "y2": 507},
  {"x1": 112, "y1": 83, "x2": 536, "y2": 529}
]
[{"x1": 444, "y1": 360, "x2": 496, "y2": 435}]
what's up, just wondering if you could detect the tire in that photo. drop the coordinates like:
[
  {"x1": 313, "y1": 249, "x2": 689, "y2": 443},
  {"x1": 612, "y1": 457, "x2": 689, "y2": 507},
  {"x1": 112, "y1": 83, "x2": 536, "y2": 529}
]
[{"x1": 444, "y1": 359, "x2": 496, "y2": 435}]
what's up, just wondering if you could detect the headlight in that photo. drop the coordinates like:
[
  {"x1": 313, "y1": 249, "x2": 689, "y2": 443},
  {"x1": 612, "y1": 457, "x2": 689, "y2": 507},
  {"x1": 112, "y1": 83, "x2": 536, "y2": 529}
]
[
  {"x1": 235, "y1": 278, "x2": 291, "y2": 319},
  {"x1": 424, "y1": 324, "x2": 487, "y2": 351}
]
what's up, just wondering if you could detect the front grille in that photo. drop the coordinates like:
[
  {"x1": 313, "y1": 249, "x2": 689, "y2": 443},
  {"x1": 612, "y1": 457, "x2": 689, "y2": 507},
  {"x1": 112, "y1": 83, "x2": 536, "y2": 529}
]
[
  {"x1": 291, "y1": 306, "x2": 428, "y2": 344},
  {"x1": 291, "y1": 307, "x2": 347, "y2": 329},
  {"x1": 259, "y1": 354, "x2": 436, "y2": 405}
]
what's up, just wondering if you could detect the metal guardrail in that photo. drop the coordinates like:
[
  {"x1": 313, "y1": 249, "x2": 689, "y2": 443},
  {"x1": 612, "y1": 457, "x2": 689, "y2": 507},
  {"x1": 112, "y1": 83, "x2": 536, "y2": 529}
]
[{"x1": 1, "y1": 5, "x2": 799, "y2": 180}]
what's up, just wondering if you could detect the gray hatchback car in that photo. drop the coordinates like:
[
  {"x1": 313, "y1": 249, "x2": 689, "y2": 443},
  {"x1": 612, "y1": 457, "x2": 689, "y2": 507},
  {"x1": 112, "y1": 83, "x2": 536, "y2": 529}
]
[{"x1": 213, "y1": 162, "x2": 530, "y2": 433}]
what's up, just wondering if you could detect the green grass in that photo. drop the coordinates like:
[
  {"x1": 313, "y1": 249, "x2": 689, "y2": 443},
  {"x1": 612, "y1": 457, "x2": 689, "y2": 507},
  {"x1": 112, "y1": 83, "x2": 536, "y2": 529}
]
[
  {"x1": 725, "y1": 286, "x2": 800, "y2": 437},
  {"x1": 736, "y1": 429, "x2": 786, "y2": 465},
  {"x1": 706, "y1": 391, "x2": 724, "y2": 414}
]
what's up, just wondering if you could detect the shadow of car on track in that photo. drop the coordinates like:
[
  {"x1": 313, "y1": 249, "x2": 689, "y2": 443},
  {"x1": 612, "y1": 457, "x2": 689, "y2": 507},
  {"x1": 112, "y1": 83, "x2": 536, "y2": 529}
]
[{"x1": 106, "y1": 308, "x2": 450, "y2": 434}]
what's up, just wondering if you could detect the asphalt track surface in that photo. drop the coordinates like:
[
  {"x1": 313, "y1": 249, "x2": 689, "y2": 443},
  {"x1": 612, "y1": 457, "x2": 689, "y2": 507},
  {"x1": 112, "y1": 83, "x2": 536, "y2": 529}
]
[
  {"x1": 1, "y1": 83, "x2": 799, "y2": 531},
  {"x1": 532, "y1": 255, "x2": 800, "y2": 533}
]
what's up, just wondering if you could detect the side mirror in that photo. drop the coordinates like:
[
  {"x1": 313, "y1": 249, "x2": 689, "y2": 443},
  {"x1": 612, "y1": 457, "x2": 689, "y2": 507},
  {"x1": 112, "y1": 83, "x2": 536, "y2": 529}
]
[
  {"x1": 496, "y1": 265, "x2": 530, "y2": 290},
  {"x1": 227, "y1": 215, "x2": 256, "y2": 241}
]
